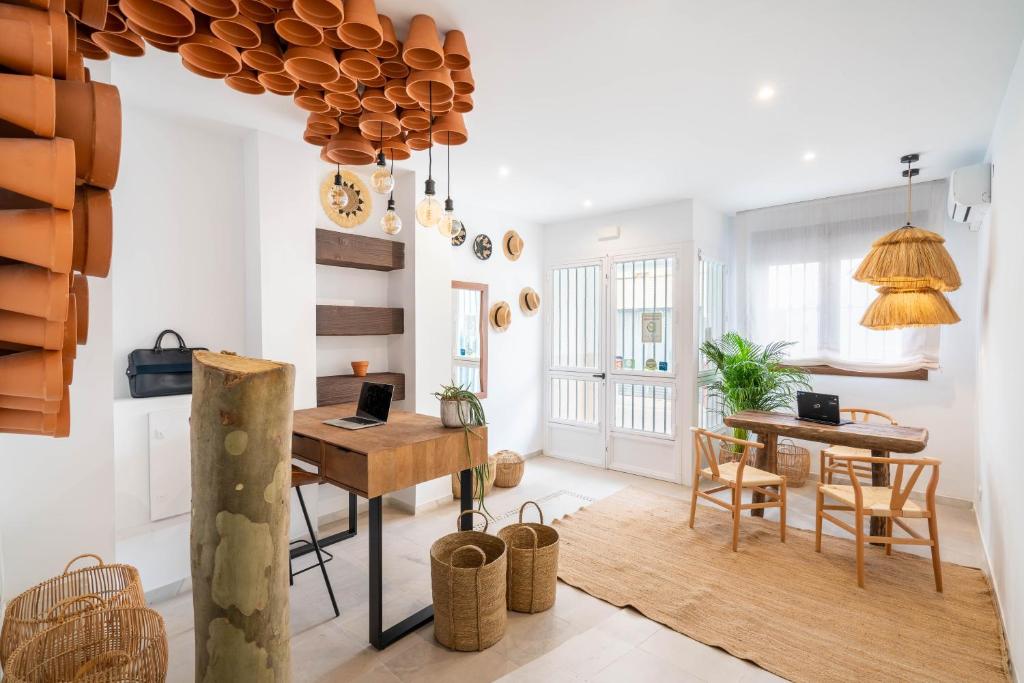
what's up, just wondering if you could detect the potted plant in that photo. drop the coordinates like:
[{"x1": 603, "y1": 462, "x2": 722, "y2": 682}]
[
  {"x1": 433, "y1": 382, "x2": 491, "y2": 516},
  {"x1": 699, "y1": 332, "x2": 810, "y2": 455}
]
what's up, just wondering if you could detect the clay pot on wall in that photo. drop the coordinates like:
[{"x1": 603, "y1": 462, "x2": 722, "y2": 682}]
[
  {"x1": 442, "y1": 29, "x2": 470, "y2": 70},
  {"x1": 91, "y1": 28, "x2": 147, "y2": 57},
  {"x1": 360, "y1": 73, "x2": 384, "y2": 88},
  {"x1": 370, "y1": 13, "x2": 397, "y2": 58},
  {"x1": 453, "y1": 93, "x2": 473, "y2": 113},
  {"x1": 357, "y1": 110, "x2": 400, "y2": 139},
  {"x1": 323, "y1": 72, "x2": 357, "y2": 93},
  {"x1": 75, "y1": 33, "x2": 110, "y2": 61},
  {"x1": 379, "y1": 54, "x2": 408, "y2": 79},
  {"x1": 0, "y1": 309, "x2": 64, "y2": 350},
  {"x1": 0, "y1": 208, "x2": 72, "y2": 272},
  {"x1": 293, "y1": 87, "x2": 329, "y2": 112},
  {"x1": 406, "y1": 68, "x2": 454, "y2": 107},
  {"x1": 71, "y1": 273, "x2": 88, "y2": 342},
  {"x1": 54, "y1": 79, "x2": 122, "y2": 189},
  {"x1": 0, "y1": 73, "x2": 56, "y2": 137},
  {"x1": 64, "y1": 293, "x2": 78, "y2": 353},
  {"x1": 274, "y1": 10, "x2": 323, "y2": 47},
  {"x1": 324, "y1": 127, "x2": 374, "y2": 165},
  {"x1": 181, "y1": 59, "x2": 225, "y2": 79},
  {"x1": 66, "y1": 51, "x2": 87, "y2": 80},
  {"x1": 402, "y1": 14, "x2": 443, "y2": 70},
  {"x1": 302, "y1": 128, "x2": 329, "y2": 146},
  {"x1": 103, "y1": 7, "x2": 128, "y2": 33},
  {"x1": 307, "y1": 111, "x2": 340, "y2": 135},
  {"x1": 399, "y1": 107, "x2": 429, "y2": 132},
  {"x1": 0, "y1": 138, "x2": 76, "y2": 209},
  {"x1": 378, "y1": 135, "x2": 410, "y2": 161},
  {"x1": 383, "y1": 78, "x2": 415, "y2": 107},
  {"x1": 405, "y1": 129, "x2": 431, "y2": 151},
  {"x1": 257, "y1": 70, "x2": 299, "y2": 94},
  {"x1": 241, "y1": 25, "x2": 285, "y2": 72},
  {"x1": 67, "y1": 0, "x2": 110, "y2": 30},
  {"x1": 185, "y1": 0, "x2": 239, "y2": 20},
  {"x1": 125, "y1": 19, "x2": 182, "y2": 51},
  {"x1": 338, "y1": 48, "x2": 379, "y2": 81},
  {"x1": 210, "y1": 14, "x2": 260, "y2": 48},
  {"x1": 179, "y1": 18, "x2": 243, "y2": 76},
  {"x1": 0, "y1": 349, "x2": 63, "y2": 401},
  {"x1": 431, "y1": 111, "x2": 467, "y2": 146},
  {"x1": 337, "y1": 0, "x2": 380, "y2": 49},
  {"x1": 293, "y1": 0, "x2": 342, "y2": 29},
  {"x1": 119, "y1": 0, "x2": 196, "y2": 39},
  {"x1": 0, "y1": 264, "x2": 69, "y2": 321},
  {"x1": 0, "y1": 399, "x2": 69, "y2": 436},
  {"x1": 451, "y1": 65, "x2": 474, "y2": 95},
  {"x1": 323, "y1": 89, "x2": 359, "y2": 110},
  {"x1": 0, "y1": 394, "x2": 62, "y2": 415},
  {"x1": 71, "y1": 185, "x2": 112, "y2": 276},
  {"x1": 0, "y1": 5, "x2": 68, "y2": 77},
  {"x1": 225, "y1": 68, "x2": 265, "y2": 94},
  {"x1": 238, "y1": 0, "x2": 275, "y2": 24},
  {"x1": 283, "y1": 44, "x2": 338, "y2": 84},
  {"x1": 359, "y1": 87, "x2": 393, "y2": 113}
]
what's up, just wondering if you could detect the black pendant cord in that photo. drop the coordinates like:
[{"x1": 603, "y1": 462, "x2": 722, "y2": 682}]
[
  {"x1": 446, "y1": 141, "x2": 451, "y2": 202},
  {"x1": 427, "y1": 82, "x2": 433, "y2": 183},
  {"x1": 905, "y1": 157, "x2": 913, "y2": 226},
  {"x1": 388, "y1": 154, "x2": 395, "y2": 204}
]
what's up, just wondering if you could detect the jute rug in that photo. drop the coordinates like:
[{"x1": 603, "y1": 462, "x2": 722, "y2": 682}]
[{"x1": 552, "y1": 487, "x2": 1009, "y2": 682}]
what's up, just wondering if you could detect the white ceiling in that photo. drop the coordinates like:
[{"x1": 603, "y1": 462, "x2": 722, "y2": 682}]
[{"x1": 109, "y1": 0, "x2": 1024, "y2": 223}]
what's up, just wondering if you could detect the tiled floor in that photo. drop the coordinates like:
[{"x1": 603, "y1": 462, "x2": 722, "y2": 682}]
[{"x1": 156, "y1": 456, "x2": 984, "y2": 682}]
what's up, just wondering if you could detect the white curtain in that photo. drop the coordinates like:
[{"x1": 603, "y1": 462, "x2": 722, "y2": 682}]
[{"x1": 738, "y1": 180, "x2": 948, "y2": 372}]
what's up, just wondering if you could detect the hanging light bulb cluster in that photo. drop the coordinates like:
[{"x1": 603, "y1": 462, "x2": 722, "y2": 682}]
[
  {"x1": 328, "y1": 164, "x2": 349, "y2": 212},
  {"x1": 855, "y1": 154, "x2": 961, "y2": 330},
  {"x1": 370, "y1": 123, "x2": 395, "y2": 195},
  {"x1": 437, "y1": 136, "x2": 458, "y2": 237},
  {"x1": 415, "y1": 81, "x2": 444, "y2": 228},
  {"x1": 380, "y1": 154, "x2": 402, "y2": 235}
]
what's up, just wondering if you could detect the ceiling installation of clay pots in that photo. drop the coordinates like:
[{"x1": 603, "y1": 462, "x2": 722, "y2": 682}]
[{"x1": 0, "y1": 0, "x2": 473, "y2": 438}]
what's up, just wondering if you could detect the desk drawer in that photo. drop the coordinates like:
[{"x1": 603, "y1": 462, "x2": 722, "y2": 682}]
[
  {"x1": 291, "y1": 434, "x2": 322, "y2": 467},
  {"x1": 322, "y1": 443, "x2": 368, "y2": 494}
]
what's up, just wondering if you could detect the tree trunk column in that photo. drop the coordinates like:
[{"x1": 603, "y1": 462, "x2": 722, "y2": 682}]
[{"x1": 190, "y1": 351, "x2": 295, "y2": 682}]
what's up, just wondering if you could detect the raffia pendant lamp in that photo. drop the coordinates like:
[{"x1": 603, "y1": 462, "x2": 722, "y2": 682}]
[{"x1": 860, "y1": 287, "x2": 960, "y2": 330}]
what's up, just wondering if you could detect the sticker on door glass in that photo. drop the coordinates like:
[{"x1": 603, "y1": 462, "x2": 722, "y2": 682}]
[{"x1": 641, "y1": 312, "x2": 663, "y2": 343}]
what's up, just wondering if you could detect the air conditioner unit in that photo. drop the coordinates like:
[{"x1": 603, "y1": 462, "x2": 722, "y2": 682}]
[{"x1": 947, "y1": 163, "x2": 991, "y2": 228}]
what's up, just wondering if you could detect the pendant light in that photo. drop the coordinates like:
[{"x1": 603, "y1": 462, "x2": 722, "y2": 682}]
[
  {"x1": 436, "y1": 138, "x2": 457, "y2": 237},
  {"x1": 328, "y1": 163, "x2": 349, "y2": 212},
  {"x1": 414, "y1": 81, "x2": 443, "y2": 227},
  {"x1": 380, "y1": 155, "x2": 402, "y2": 235},
  {"x1": 369, "y1": 122, "x2": 395, "y2": 194}
]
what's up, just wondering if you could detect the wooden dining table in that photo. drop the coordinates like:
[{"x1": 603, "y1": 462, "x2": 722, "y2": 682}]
[{"x1": 723, "y1": 410, "x2": 928, "y2": 537}]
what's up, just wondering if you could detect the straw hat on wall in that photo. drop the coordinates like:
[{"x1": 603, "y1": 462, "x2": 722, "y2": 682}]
[
  {"x1": 502, "y1": 229, "x2": 523, "y2": 261},
  {"x1": 519, "y1": 287, "x2": 540, "y2": 315},
  {"x1": 489, "y1": 301, "x2": 511, "y2": 331}
]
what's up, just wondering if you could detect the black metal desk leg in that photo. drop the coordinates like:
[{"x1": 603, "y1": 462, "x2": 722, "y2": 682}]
[
  {"x1": 460, "y1": 468, "x2": 473, "y2": 528},
  {"x1": 289, "y1": 491, "x2": 358, "y2": 561}
]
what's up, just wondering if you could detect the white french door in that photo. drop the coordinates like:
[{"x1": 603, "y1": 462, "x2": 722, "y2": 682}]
[{"x1": 545, "y1": 251, "x2": 684, "y2": 482}]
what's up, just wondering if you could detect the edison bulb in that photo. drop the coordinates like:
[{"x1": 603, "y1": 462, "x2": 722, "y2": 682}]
[
  {"x1": 437, "y1": 199, "x2": 457, "y2": 237},
  {"x1": 370, "y1": 166, "x2": 394, "y2": 194},
  {"x1": 381, "y1": 208, "x2": 402, "y2": 235},
  {"x1": 416, "y1": 195, "x2": 443, "y2": 227}
]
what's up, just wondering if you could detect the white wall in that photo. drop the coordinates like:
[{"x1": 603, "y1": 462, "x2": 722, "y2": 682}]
[{"x1": 977, "y1": 37, "x2": 1024, "y2": 673}]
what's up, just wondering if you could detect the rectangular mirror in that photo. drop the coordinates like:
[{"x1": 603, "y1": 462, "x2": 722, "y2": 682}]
[{"x1": 452, "y1": 281, "x2": 488, "y2": 398}]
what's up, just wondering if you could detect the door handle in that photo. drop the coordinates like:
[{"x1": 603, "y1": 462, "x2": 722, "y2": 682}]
[{"x1": 592, "y1": 373, "x2": 606, "y2": 379}]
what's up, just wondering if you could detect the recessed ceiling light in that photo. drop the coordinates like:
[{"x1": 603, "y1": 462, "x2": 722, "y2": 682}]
[
  {"x1": 756, "y1": 84, "x2": 775, "y2": 101},
  {"x1": 803, "y1": 151, "x2": 817, "y2": 161},
  {"x1": 582, "y1": 199, "x2": 593, "y2": 209},
  {"x1": 498, "y1": 166, "x2": 510, "y2": 178}
]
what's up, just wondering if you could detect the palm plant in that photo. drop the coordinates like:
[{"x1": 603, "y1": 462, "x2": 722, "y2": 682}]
[{"x1": 699, "y1": 332, "x2": 811, "y2": 446}]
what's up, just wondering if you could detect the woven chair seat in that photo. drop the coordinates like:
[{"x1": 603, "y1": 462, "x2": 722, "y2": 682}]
[
  {"x1": 702, "y1": 461, "x2": 782, "y2": 487},
  {"x1": 819, "y1": 484, "x2": 926, "y2": 517},
  {"x1": 823, "y1": 445, "x2": 872, "y2": 460}
]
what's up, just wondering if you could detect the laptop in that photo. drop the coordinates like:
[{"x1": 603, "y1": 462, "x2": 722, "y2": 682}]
[
  {"x1": 796, "y1": 391, "x2": 852, "y2": 426},
  {"x1": 323, "y1": 382, "x2": 394, "y2": 430}
]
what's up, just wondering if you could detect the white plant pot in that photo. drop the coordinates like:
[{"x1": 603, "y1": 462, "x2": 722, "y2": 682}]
[{"x1": 440, "y1": 399, "x2": 472, "y2": 428}]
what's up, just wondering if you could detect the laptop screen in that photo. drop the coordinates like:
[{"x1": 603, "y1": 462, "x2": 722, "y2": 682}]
[
  {"x1": 356, "y1": 382, "x2": 394, "y2": 422},
  {"x1": 797, "y1": 391, "x2": 841, "y2": 423}
]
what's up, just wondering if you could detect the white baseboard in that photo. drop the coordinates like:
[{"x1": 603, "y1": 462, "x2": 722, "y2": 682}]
[{"x1": 974, "y1": 506, "x2": 1018, "y2": 682}]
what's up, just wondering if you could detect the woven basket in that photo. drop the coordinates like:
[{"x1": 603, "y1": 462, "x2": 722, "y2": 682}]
[
  {"x1": 496, "y1": 501, "x2": 559, "y2": 613},
  {"x1": 777, "y1": 438, "x2": 810, "y2": 487},
  {"x1": 3, "y1": 606, "x2": 168, "y2": 683},
  {"x1": 429, "y1": 510, "x2": 507, "y2": 651},
  {"x1": 450, "y1": 455, "x2": 497, "y2": 499},
  {"x1": 0, "y1": 554, "x2": 145, "y2": 668},
  {"x1": 493, "y1": 450, "x2": 524, "y2": 488}
]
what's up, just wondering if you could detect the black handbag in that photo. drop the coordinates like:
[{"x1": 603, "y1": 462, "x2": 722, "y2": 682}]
[{"x1": 126, "y1": 330, "x2": 207, "y2": 398}]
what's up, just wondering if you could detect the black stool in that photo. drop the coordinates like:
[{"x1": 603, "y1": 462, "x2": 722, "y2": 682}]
[{"x1": 288, "y1": 467, "x2": 339, "y2": 618}]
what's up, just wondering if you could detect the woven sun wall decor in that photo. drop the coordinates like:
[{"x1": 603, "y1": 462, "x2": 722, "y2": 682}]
[{"x1": 319, "y1": 169, "x2": 371, "y2": 228}]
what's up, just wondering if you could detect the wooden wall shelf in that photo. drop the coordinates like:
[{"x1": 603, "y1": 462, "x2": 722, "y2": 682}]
[
  {"x1": 317, "y1": 372, "x2": 406, "y2": 406},
  {"x1": 316, "y1": 229, "x2": 405, "y2": 272},
  {"x1": 316, "y1": 305, "x2": 404, "y2": 336}
]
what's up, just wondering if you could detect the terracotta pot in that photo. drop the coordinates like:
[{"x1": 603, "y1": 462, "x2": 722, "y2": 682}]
[
  {"x1": 338, "y1": 48, "x2": 379, "y2": 81},
  {"x1": 274, "y1": 9, "x2": 323, "y2": 47},
  {"x1": 71, "y1": 273, "x2": 88, "y2": 342},
  {"x1": 370, "y1": 13, "x2": 397, "y2": 58},
  {"x1": 54, "y1": 79, "x2": 122, "y2": 189},
  {"x1": 398, "y1": 107, "x2": 429, "y2": 132},
  {"x1": 66, "y1": 51, "x2": 86, "y2": 81},
  {"x1": 0, "y1": 6, "x2": 67, "y2": 77},
  {"x1": 378, "y1": 135, "x2": 410, "y2": 161},
  {"x1": 302, "y1": 128, "x2": 329, "y2": 146},
  {"x1": 405, "y1": 129, "x2": 431, "y2": 151},
  {"x1": 441, "y1": 29, "x2": 470, "y2": 70},
  {"x1": 0, "y1": 138, "x2": 76, "y2": 209},
  {"x1": 357, "y1": 110, "x2": 400, "y2": 139},
  {"x1": 67, "y1": 0, "x2": 109, "y2": 29},
  {"x1": 0, "y1": 264, "x2": 69, "y2": 321},
  {"x1": 0, "y1": 309, "x2": 64, "y2": 349},
  {"x1": 71, "y1": 185, "x2": 112, "y2": 276},
  {"x1": 453, "y1": 93, "x2": 473, "y2": 114},
  {"x1": 431, "y1": 111, "x2": 467, "y2": 146},
  {"x1": 180, "y1": 18, "x2": 242, "y2": 76},
  {"x1": 293, "y1": 0, "x2": 342, "y2": 28},
  {"x1": 0, "y1": 73, "x2": 56, "y2": 137},
  {"x1": 185, "y1": 0, "x2": 239, "y2": 20},
  {"x1": 64, "y1": 292, "x2": 77, "y2": 353},
  {"x1": 225, "y1": 68, "x2": 265, "y2": 94},
  {"x1": 129, "y1": 19, "x2": 183, "y2": 51},
  {"x1": 293, "y1": 87, "x2": 329, "y2": 112},
  {"x1": 337, "y1": 0, "x2": 380, "y2": 49},
  {"x1": 359, "y1": 87, "x2": 392, "y2": 112},
  {"x1": 237, "y1": 0, "x2": 275, "y2": 24},
  {"x1": 323, "y1": 89, "x2": 359, "y2": 110},
  {"x1": 103, "y1": 7, "x2": 128, "y2": 33},
  {"x1": 350, "y1": 360, "x2": 368, "y2": 377},
  {"x1": 379, "y1": 55, "x2": 408, "y2": 79},
  {"x1": 0, "y1": 208, "x2": 73, "y2": 272},
  {"x1": 451, "y1": 65, "x2": 474, "y2": 95},
  {"x1": 0, "y1": 394, "x2": 62, "y2": 415},
  {"x1": 360, "y1": 73, "x2": 385, "y2": 88},
  {"x1": 75, "y1": 33, "x2": 110, "y2": 61},
  {"x1": 180, "y1": 58, "x2": 224, "y2": 79},
  {"x1": 61, "y1": 350, "x2": 73, "y2": 385},
  {"x1": 0, "y1": 349, "x2": 63, "y2": 400},
  {"x1": 260, "y1": 0, "x2": 291, "y2": 9},
  {"x1": 257, "y1": 70, "x2": 299, "y2": 94},
  {"x1": 0, "y1": 405, "x2": 60, "y2": 435},
  {"x1": 339, "y1": 112, "x2": 359, "y2": 127},
  {"x1": 322, "y1": 27, "x2": 351, "y2": 49},
  {"x1": 283, "y1": 44, "x2": 338, "y2": 84},
  {"x1": 50, "y1": 10, "x2": 69, "y2": 78},
  {"x1": 211, "y1": 14, "x2": 260, "y2": 48},
  {"x1": 322, "y1": 72, "x2": 357, "y2": 93},
  {"x1": 406, "y1": 68, "x2": 454, "y2": 107},
  {"x1": 324, "y1": 127, "x2": 374, "y2": 165},
  {"x1": 92, "y1": 28, "x2": 147, "y2": 57},
  {"x1": 119, "y1": 0, "x2": 196, "y2": 39},
  {"x1": 383, "y1": 78, "x2": 415, "y2": 107},
  {"x1": 402, "y1": 14, "x2": 443, "y2": 70},
  {"x1": 241, "y1": 24, "x2": 284, "y2": 72},
  {"x1": 306, "y1": 111, "x2": 339, "y2": 135}
]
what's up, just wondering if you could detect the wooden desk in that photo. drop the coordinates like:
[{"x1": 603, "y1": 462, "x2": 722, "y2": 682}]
[
  {"x1": 291, "y1": 404, "x2": 488, "y2": 649},
  {"x1": 723, "y1": 410, "x2": 928, "y2": 537}
]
